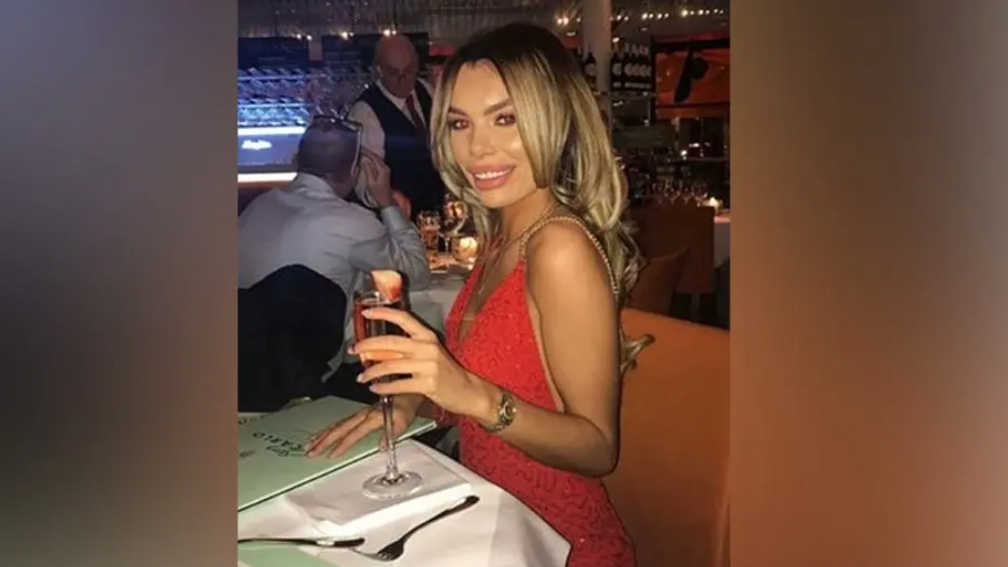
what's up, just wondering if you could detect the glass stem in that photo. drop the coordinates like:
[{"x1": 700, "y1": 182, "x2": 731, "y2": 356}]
[{"x1": 380, "y1": 394, "x2": 401, "y2": 483}]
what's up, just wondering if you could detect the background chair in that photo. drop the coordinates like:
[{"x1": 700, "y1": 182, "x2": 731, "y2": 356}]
[
  {"x1": 627, "y1": 249, "x2": 689, "y2": 315},
  {"x1": 239, "y1": 265, "x2": 347, "y2": 412},
  {"x1": 630, "y1": 205, "x2": 716, "y2": 321}
]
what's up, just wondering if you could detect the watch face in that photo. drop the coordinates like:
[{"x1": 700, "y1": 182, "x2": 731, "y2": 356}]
[{"x1": 503, "y1": 397, "x2": 517, "y2": 419}]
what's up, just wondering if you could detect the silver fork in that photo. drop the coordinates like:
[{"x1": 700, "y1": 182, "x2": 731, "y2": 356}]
[{"x1": 351, "y1": 494, "x2": 480, "y2": 562}]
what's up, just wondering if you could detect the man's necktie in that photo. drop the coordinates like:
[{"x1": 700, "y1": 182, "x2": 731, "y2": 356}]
[{"x1": 404, "y1": 93, "x2": 426, "y2": 135}]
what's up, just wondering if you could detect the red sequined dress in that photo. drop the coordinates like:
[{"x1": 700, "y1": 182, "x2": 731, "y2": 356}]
[{"x1": 439, "y1": 257, "x2": 635, "y2": 567}]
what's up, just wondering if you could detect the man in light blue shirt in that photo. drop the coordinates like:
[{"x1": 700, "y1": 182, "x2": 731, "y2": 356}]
[{"x1": 238, "y1": 119, "x2": 431, "y2": 296}]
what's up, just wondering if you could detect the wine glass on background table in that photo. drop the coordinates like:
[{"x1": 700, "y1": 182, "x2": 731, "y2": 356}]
[
  {"x1": 416, "y1": 211, "x2": 442, "y2": 260},
  {"x1": 353, "y1": 270, "x2": 423, "y2": 499},
  {"x1": 441, "y1": 199, "x2": 467, "y2": 235}
]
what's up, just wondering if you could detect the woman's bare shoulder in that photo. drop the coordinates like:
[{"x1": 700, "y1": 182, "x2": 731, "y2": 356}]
[{"x1": 524, "y1": 218, "x2": 610, "y2": 294}]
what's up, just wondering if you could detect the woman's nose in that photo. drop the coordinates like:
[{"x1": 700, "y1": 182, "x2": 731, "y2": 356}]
[{"x1": 468, "y1": 125, "x2": 494, "y2": 157}]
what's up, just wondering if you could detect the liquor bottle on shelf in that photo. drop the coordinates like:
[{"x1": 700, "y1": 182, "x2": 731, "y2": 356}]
[
  {"x1": 637, "y1": 45, "x2": 648, "y2": 91},
  {"x1": 608, "y1": 44, "x2": 624, "y2": 92},
  {"x1": 639, "y1": 45, "x2": 650, "y2": 91},
  {"x1": 611, "y1": 44, "x2": 624, "y2": 93},
  {"x1": 626, "y1": 45, "x2": 640, "y2": 91},
  {"x1": 643, "y1": 45, "x2": 653, "y2": 91},
  {"x1": 583, "y1": 51, "x2": 597, "y2": 89},
  {"x1": 620, "y1": 47, "x2": 632, "y2": 92},
  {"x1": 635, "y1": 45, "x2": 647, "y2": 91}
]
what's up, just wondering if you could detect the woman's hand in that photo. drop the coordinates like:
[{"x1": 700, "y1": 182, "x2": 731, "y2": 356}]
[
  {"x1": 351, "y1": 307, "x2": 495, "y2": 421},
  {"x1": 305, "y1": 395, "x2": 420, "y2": 458}
]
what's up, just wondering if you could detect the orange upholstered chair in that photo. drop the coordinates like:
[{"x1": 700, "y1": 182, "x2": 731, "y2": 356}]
[{"x1": 605, "y1": 308, "x2": 730, "y2": 567}]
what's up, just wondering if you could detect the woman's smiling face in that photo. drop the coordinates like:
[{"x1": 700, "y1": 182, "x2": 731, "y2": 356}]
[{"x1": 446, "y1": 61, "x2": 539, "y2": 209}]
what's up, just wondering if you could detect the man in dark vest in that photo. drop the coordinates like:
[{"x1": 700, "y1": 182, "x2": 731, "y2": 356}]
[{"x1": 348, "y1": 35, "x2": 445, "y2": 220}]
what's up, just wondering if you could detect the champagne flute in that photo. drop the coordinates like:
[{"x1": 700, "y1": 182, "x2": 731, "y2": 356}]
[{"x1": 353, "y1": 272, "x2": 423, "y2": 500}]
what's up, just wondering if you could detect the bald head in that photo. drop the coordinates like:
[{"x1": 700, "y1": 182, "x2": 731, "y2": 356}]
[
  {"x1": 295, "y1": 119, "x2": 359, "y2": 197},
  {"x1": 374, "y1": 35, "x2": 419, "y2": 98}
]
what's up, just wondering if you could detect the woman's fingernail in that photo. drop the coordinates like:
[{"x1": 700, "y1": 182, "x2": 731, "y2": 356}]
[{"x1": 356, "y1": 374, "x2": 365, "y2": 383}]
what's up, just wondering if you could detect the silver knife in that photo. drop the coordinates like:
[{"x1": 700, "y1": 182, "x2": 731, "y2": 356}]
[{"x1": 237, "y1": 536, "x2": 365, "y2": 548}]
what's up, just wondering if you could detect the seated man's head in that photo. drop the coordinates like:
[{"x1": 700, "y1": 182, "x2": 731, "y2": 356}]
[{"x1": 295, "y1": 118, "x2": 360, "y2": 198}]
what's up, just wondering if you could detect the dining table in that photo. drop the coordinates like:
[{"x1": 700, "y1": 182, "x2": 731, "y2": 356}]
[
  {"x1": 237, "y1": 440, "x2": 571, "y2": 567},
  {"x1": 407, "y1": 270, "x2": 468, "y2": 336}
]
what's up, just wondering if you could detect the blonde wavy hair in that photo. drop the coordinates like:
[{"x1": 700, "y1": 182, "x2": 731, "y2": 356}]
[{"x1": 429, "y1": 23, "x2": 652, "y2": 375}]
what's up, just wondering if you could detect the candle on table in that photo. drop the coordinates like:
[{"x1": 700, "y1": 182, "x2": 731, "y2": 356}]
[
  {"x1": 452, "y1": 236, "x2": 479, "y2": 265},
  {"x1": 704, "y1": 196, "x2": 722, "y2": 214}
]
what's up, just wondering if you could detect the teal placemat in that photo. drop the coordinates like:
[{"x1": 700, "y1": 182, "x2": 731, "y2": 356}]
[
  {"x1": 239, "y1": 547, "x2": 343, "y2": 567},
  {"x1": 239, "y1": 412, "x2": 267, "y2": 426}
]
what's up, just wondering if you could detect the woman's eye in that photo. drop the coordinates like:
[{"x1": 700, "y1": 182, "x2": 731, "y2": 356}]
[
  {"x1": 447, "y1": 118, "x2": 469, "y2": 131},
  {"x1": 495, "y1": 113, "x2": 517, "y2": 126}
]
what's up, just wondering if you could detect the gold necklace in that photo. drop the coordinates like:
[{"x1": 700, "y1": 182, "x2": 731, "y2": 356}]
[{"x1": 474, "y1": 202, "x2": 560, "y2": 298}]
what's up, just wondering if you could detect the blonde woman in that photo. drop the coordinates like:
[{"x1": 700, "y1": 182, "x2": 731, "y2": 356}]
[{"x1": 308, "y1": 23, "x2": 648, "y2": 566}]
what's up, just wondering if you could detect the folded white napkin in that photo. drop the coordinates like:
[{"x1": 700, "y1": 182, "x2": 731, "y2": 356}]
[
  {"x1": 285, "y1": 443, "x2": 473, "y2": 537},
  {"x1": 309, "y1": 491, "x2": 498, "y2": 567}
]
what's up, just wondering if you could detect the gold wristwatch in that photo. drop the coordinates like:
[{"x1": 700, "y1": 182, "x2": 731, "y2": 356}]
[{"x1": 482, "y1": 389, "x2": 518, "y2": 434}]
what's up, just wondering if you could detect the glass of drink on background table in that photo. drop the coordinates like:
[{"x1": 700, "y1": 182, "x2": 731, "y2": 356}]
[
  {"x1": 416, "y1": 211, "x2": 441, "y2": 260},
  {"x1": 353, "y1": 270, "x2": 423, "y2": 499}
]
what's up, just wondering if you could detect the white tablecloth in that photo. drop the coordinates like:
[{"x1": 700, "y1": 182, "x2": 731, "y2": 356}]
[
  {"x1": 237, "y1": 441, "x2": 570, "y2": 567},
  {"x1": 713, "y1": 213, "x2": 731, "y2": 268},
  {"x1": 408, "y1": 273, "x2": 467, "y2": 335}
]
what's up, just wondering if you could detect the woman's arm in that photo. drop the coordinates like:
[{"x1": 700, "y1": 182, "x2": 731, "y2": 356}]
[{"x1": 467, "y1": 222, "x2": 622, "y2": 477}]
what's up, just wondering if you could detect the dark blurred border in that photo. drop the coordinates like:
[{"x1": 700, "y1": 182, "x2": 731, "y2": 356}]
[
  {"x1": 0, "y1": 1, "x2": 235, "y2": 566},
  {"x1": 733, "y1": 1, "x2": 1008, "y2": 566}
]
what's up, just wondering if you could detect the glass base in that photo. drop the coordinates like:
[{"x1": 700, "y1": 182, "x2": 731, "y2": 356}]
[{"x1": 362, "y1": 471, "x2": 423, "y2": 500}]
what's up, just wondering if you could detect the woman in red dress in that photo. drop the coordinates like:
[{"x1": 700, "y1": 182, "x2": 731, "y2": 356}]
[{"x1": 308, "y1": 23, "x2": 650, "y2": 567}]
